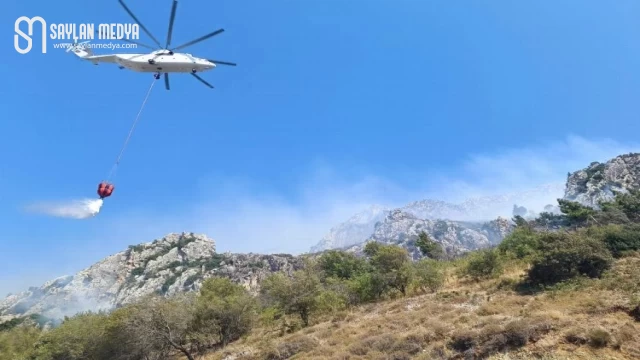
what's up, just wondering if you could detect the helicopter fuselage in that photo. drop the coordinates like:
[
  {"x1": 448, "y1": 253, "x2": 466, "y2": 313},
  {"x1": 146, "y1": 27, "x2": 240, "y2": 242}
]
[{"x1": 106, "y1": 52, "x2": 215, "y2": 73}]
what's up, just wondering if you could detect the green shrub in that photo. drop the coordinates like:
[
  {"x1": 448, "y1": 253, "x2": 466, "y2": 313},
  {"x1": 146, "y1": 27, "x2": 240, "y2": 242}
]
[
  {"x1": 462, "y1": 249, "x2": 503, "y2": 280},
  {"x1": 497, "y1": 227, "x2": 541, "y2": 259},
  {"x1": 526, "y1": 232, "x2": 613, "y2": 286},
  {"x1": 411, "y1": 259, "x2": 444, "y2": 292},
  {"x1": 346, "y1": 271, "x2": 386, "y2": 303},
  {"x1": 318, "y1": 250, "x2": 368, "y2": 280},
  {"x1": 586, "y1": 224, "x2": 640, "y2": 257},
  {"x1": 0, "y1": 318, "x2": 23, "y2": 332}
]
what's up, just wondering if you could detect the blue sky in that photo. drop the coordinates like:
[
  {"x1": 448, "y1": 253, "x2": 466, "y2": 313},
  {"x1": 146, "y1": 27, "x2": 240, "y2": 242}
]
[{"x1": 2, "y1": 0, "x2": 640, "y2": 295}]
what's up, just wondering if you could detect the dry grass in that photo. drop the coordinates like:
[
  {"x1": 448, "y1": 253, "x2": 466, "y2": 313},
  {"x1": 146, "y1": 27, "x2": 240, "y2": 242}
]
[{"x1": 197, "y1": 255, "x2": 640, "y2": 360}]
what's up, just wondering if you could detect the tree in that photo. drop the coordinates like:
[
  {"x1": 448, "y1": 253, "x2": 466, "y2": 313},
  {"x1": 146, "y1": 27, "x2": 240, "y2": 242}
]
[
  {"x1": 368, "y1": 244, "x2": 413, "y2": 296},
  {"x1": 557, "y1": 199, "x2": 596, "y2": 227},
  {"x1": 411, "y1": 259, "x2": 445, "y2": 293},
  {"x1": 0, "y1": 325, "x2": 41, "y2": 360},
  {"x1": 363, "y1": 241, "x2": 382, "y2": 257},
  {"x1": 318, "y1": 250, "x2": 368, "y2": 280},
  {"x1": 124, "y1": 294, "x2": 200, "y2": 360},
  {"x1": 195, "y1": 277, "x2": 257, "y2": 348},
  {"x1": 345, "y1": 271, "x2": 387, "y2": 303},
  {"x1": 260, "y1": 267, "x2": 322, "y2": 327},
  {"x1": 534, "y1": 211, "x2": 566, "y2": 229},
  {"x1": 512, "y1": 215, "x2": 530, "y2": 229},
  {"x1": 608, "y1": 189, "x2": 640, "y2": 222},
  {"x1": 29, "y1": 311, "x2": 114, "y2": 360},
  {"x1": 415, "y1": 232, "x2": 445, "y2": 260}
]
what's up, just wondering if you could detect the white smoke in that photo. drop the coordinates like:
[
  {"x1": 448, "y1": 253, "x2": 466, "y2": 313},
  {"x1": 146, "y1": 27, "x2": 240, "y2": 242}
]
[{"x1": 25, "y1": 198, "x2": 104, "y2": 219}]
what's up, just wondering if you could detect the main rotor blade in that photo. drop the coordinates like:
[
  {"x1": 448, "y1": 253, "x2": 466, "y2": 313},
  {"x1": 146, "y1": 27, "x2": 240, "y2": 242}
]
[
  {"x1": 190, "y1": 73, "x2": 214, "y2": 88},
  {"x1": 95, "y1": 30, "x2": 156, "y2": 50},
  {"x1": 171, "y1": 29, "x2": 224, "y2": 52},
  {"x1": 207, "y1": 59, "x2": 237, "y2": 66},
  {"x1": 165, "y1": 0, "x2": 178, "y2": 48},
  {"x1": 118, "y1": 0, "x2": 163, "y2": 49},
  {"x1": 164, "y1": 73, "x2": 170, "y2": 90}
]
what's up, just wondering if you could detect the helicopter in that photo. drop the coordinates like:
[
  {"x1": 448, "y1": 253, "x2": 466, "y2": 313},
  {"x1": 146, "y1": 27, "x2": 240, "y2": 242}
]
[{"x1": 69, "y1": 0, "x2": 236, "y2": 90}]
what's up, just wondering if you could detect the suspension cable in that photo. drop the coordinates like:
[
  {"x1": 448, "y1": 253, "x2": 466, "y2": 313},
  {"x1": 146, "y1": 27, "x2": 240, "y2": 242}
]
[{"x1": 107, "y1": 78, "x2": 157, "y2": 181}]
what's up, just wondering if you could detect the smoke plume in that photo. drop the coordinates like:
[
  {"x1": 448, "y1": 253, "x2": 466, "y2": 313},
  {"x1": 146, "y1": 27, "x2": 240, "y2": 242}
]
[{"x1": 26, "y1": 198, "x2": 104, "y2": 219}]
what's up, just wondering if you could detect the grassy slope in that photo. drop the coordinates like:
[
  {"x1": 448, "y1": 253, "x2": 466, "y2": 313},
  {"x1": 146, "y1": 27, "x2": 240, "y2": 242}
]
[{"x1": 199, "y1": 256, "x2": 640, "y2": 360}]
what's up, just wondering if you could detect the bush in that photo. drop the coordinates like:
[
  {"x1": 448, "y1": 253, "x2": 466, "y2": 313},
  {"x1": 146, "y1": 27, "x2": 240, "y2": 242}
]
[
  {"x1": 462, "y1": 249, "x2": 503, "y2": 280},
  {"x1": 346, "y1": 271, "x2": 386, "y2": 303},
  {"x1": 411, "y1": 259, "x2": 445, "y2": 293},
  {"x1": 497, "y1": 227, "x2": 541, "y2": 259},
  {"x1": 260, "y1": 269, "x2": 322, "y2": 327},
  {"x1": 318, "y1": 250, "x2": 368, "y2": 280},
  {"x1": 196, "y1": 277, "x2": 258, "y2": 347},
  {"x1": 588, "y1": 328, "x2": 611, "y2": 348},
  {"x1": 586, "y1": 224, "x2": 640, "y2": 258},
  {"x1": 0, "y1": 326, "x2": 41, "y2": 360},
  {"x1": 526, "y1": 232, "x2": 613, "y2": 286}
]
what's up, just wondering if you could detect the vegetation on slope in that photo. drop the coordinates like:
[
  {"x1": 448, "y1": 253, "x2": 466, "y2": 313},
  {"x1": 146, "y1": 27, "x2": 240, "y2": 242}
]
[{"x1": 1, "y1": 191, "x2": 640, "y2": 359}]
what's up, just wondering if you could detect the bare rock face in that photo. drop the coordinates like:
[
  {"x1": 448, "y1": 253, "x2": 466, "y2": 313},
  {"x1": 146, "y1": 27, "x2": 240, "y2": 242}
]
[
  {"x1": 564, "y1": 153, "x2": 640, "y2": 208},
  {"x1": 310, "y1": 184, "x2": 563, "y2": 254},
  {"x1": 0, "y1": 233, "x2": 303, "y2": 322},
  {"x1": 343, "y1": 210, "x2": 513, "y2": 260}
]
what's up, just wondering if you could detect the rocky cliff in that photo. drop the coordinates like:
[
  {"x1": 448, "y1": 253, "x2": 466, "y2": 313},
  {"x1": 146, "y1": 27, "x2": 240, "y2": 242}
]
[
  {"x1": 343, "y1": 210, "x2": 514, "y2": 260},
  {"x1": 310, "y1": 184, "x2": 562, "y2": 253},
  {"x1": 0, "y1": 233, "x2": 303, "y2": 323},
  {"x1": 564, "y1": 153, "x2": 640, "y2": 208}
]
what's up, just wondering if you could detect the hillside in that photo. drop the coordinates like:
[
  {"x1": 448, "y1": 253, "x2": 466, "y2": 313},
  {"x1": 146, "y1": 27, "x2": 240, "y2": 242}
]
[
  {"x1": 0, "y1": 233, "x2": 303, "y2": 323},
  {"x1": 310, "y1": 183, "x2": 564, "y2": 253},
  {"x1": 203, "y1": 254, "x2": 640, "y2": 360}
]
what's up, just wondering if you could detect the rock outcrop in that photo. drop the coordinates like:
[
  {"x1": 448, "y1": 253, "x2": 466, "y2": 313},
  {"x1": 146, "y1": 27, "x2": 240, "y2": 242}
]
[
  {"x1": 343, "y1": 210, "x2": 514, "y2": 260},
  {"x1": 310, "y1": 185, "x2": 562, "y2": 254},
  {"x1": 564, "y1": 153, "x2": 640, "y2": 208},
  {"x1": 0, "y1": 233, "x2": 303, "y2": 322}
]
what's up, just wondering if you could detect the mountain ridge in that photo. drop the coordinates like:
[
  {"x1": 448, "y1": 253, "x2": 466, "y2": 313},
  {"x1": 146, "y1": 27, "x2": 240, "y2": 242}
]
[
  {"x1": 309, "y1": 183, "x2": 565, "y2": 253},
  {"x1": 0, "y1": 232, "x2": 303, "y2": 323}
]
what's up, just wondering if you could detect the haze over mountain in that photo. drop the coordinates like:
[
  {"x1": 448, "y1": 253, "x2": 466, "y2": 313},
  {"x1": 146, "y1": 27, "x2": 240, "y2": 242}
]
[{"x1": 310, "y1": 183, "x2": 564, "y2": 253}]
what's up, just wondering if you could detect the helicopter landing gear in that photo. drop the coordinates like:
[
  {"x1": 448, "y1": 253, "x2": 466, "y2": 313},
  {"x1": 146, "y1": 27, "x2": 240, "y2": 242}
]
[{"x1": 154, "y1": 72, "x2": 160, "y2": 80}]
